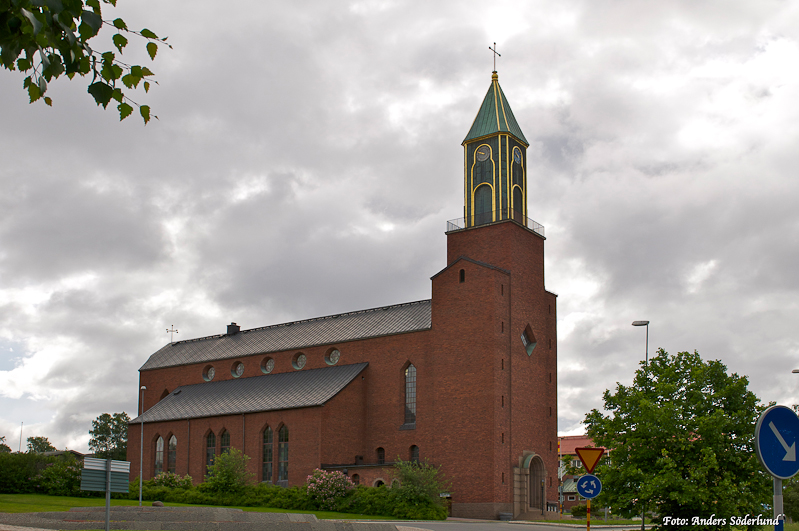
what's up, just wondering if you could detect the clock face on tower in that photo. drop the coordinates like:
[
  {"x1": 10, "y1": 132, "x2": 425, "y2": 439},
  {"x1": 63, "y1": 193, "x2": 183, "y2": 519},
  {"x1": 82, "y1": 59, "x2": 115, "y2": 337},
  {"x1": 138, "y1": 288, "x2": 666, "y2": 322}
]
[{"x1": 476, "y1": 146, "x2": 490, "y2": 162}]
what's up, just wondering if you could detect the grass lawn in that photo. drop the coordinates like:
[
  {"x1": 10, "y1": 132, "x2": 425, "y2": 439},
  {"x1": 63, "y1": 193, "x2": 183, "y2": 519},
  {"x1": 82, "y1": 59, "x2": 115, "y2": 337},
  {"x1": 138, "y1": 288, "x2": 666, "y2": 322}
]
[{"x1": 0, "y1": 494, "x2": 396, "y2": 520}]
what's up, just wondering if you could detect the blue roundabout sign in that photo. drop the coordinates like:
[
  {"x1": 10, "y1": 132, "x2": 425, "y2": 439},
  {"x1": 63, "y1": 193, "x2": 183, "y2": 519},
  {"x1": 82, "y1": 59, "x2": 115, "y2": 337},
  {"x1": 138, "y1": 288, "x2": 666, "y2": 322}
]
[
  {"x1": 755, "y1": 405, "x2": 799, "y2": 480},
  {"x1": 576, "y1": 474, "x2": 602, "y2": 499}
]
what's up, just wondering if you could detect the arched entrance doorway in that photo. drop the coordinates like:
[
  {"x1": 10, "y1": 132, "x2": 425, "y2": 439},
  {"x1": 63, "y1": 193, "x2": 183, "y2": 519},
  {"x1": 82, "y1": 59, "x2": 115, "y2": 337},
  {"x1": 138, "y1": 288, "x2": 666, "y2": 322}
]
[{"x1": 529, "y1": 455, "x2": 545, "y2": 512}]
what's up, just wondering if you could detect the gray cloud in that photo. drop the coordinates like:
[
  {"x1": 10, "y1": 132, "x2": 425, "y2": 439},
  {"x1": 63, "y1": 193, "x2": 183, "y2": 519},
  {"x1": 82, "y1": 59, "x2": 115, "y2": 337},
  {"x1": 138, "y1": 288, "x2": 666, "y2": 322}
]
[{"x1": 1, "y1": 0, "x2": 798, "y2": 448}]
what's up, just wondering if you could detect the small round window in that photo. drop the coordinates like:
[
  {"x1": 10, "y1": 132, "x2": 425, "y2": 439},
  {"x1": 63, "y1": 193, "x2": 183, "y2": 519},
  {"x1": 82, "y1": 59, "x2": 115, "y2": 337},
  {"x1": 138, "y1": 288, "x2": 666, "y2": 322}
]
[
  {"x1": 231, "y1": 361, "x2": 244, "y2": 378},
  {"x1": 203, "y1": 365, "x2": 215, "y2": 382},
  {"x1": 325, "y1": 349, "x2": 341, "y2": 366},
  {"x1": 261, "y1": 357, "x2": 275, "y2": 374},
  {"x1": 292, "y1": 353, "x2": 307, "y2": 370}
]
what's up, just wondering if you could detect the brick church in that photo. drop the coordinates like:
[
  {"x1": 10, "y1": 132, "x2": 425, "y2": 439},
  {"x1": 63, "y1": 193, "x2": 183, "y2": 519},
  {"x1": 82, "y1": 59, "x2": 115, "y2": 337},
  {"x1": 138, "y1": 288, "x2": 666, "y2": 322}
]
[{"x1": 129, "y1": 71, "x2": 559, "y2": 520}]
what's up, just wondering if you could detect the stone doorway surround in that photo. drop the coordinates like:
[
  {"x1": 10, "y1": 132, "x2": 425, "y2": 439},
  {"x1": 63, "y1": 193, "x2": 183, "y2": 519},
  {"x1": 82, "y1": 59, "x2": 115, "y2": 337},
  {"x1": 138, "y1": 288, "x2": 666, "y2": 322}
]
[{"x1": 513, "y1": 450, "x2": 546, "y2": 518}]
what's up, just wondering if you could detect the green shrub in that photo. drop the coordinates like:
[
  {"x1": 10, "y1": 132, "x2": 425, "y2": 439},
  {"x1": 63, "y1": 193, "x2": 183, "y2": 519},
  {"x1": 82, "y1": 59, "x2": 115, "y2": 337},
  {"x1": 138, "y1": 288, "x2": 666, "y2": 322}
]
[
  {"x1": 34, "y1": 458, "x2": 83, "y2": 496},
  {"x1": 571, "y1": 503, "x2": 587, "y2": 517},
  {"x1": 0, "y1": 452, "x2": 56, "y2": 494},
  {"x1": 305, "y1": 469, "x2": 353, "y2": 510},
  {"x1": 204, "y1": 449, "x2": 254, "y2": 493}
]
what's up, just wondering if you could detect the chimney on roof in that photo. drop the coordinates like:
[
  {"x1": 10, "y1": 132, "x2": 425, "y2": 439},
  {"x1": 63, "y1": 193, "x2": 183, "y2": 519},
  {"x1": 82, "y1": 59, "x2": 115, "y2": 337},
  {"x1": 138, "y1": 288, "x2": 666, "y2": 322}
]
[{"x1": 227, "y1": 322, "x2": 240, "y2": 335}]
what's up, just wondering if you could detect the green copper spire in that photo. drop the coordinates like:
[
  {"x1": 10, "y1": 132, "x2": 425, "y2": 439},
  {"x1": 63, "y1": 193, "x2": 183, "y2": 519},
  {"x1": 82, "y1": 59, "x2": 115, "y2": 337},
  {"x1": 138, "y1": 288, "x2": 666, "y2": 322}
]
[{"x1": 462, "y1": 72, "x2": 528, "y2": 146}]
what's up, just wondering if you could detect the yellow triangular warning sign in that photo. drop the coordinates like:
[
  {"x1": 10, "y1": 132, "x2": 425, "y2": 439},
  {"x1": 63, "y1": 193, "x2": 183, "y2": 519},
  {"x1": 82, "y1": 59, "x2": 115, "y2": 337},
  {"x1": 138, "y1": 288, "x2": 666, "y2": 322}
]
[{"x1": 575, "y1": 447, "x2": 605, "y2": 474}]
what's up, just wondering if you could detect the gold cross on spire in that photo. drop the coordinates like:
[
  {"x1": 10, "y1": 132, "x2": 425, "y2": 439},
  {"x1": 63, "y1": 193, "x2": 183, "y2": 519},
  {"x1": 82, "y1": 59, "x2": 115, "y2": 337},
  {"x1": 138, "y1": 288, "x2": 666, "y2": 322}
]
[{"x1": 489, "y1": 42, "x2": 501, "y2": 72}]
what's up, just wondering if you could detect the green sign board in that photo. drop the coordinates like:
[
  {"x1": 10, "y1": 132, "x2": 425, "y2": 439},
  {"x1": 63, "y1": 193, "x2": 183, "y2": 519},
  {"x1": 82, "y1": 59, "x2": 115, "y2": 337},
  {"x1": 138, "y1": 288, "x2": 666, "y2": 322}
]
[{"x1": 80, "y1": 469, "x2": 129, "y2": 493}]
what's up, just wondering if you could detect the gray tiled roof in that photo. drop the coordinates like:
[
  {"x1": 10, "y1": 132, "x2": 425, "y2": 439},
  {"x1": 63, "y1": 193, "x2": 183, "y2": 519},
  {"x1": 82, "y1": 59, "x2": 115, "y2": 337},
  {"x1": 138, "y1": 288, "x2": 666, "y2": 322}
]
[
  {"x1": 140, "y1": 300, "x2": 431, "y2": 371},
  {"x1": 130, "y1": 362, "x2": 368, "y2": 424}
]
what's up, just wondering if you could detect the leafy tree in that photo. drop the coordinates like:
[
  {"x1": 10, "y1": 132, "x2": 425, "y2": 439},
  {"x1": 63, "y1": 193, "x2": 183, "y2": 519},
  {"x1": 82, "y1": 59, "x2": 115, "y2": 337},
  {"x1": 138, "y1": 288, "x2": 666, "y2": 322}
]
[
  {"x1": 89, "y1": 412, "x2": 130, "y2": 460},
  {"x1": 0, "y1": 0, "x2": 170, "y2": 123},
  {"x1": 392, "y1": 458, "x2": 451, "y2": 506},
  {"x1": 585, "y1": 349, "x2": 771, "y2": 530},
  {"x1": 204, "y1": 448, "x2": 254, "y2": 493},
  {"x1": 560, "y1": 454, "x2": 583, "y2": 477},
  {"x1": 26, "y1": 436, "x2": 56, "y2": 453},
  {"x1": 0, "y1": 436, "x2": 11, "y2": 453}
]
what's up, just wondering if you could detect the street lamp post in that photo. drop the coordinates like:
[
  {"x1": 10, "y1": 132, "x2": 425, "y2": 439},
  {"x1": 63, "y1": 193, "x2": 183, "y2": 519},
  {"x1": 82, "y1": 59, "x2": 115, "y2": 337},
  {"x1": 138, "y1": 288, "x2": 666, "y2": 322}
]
[
  {"x1": 632, "y1": 321, "x2": 649, "y2": 368},
  {"x1": 632, "y1": 320, "x2": 650, "y2": 531},
  {"x1": 139, "y1": 385, "x2": 146, "y2": 507}
]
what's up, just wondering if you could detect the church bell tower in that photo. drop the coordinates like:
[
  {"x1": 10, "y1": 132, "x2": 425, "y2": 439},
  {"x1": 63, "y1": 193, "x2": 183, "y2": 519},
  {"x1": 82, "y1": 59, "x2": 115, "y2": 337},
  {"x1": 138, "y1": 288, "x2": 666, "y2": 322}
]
[{"x1": 462, "y1": 71, "x2": 529, "y2": 227}]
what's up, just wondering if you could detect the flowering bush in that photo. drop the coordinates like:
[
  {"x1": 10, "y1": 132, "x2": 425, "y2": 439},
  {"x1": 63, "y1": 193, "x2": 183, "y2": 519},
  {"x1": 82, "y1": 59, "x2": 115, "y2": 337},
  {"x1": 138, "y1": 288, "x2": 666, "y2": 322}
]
[
  {"x1": 305, "y1": 469, "x2": 353, "y2": 510},
  {"x1": 152, "y1": 471, "x2": 193, "y2": 489}
]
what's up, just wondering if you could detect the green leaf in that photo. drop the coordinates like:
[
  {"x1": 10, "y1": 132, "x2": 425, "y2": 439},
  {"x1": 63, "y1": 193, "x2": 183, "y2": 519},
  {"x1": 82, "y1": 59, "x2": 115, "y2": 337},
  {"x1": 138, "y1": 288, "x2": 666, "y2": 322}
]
[
  {"x1": 105, "y1": 0, "x2": 117, "y2": 6},
  {"x1": 37, "y1": 75, "x2": 47, "y2": 94},
  {"x1": 121, "y1": 73, "x2": 140, "y2": 89},
  {"x1": 17, "y1": 58, "x2": 32, "y2": 70},
  {"x1": 112, "y1": 18, "x2": 127, "y2": 30},
  {"x1": 118, "y1": 102, "x2": 133, "y2": 120},
  {"x1": 28, "y1": 82, "x2": 41, "y2": 103},
  {"x1": 143, "y1": 80, "x2": 150, "y2": 93},
  {"x1": 44, "y1": 96, "x2": 52, "y2": 106},
  {"x1": 140, "y1": 28, "x2": 158, "y2": 39},
  {"x1": 140, "y1": 66, "x2": 154, "y2": 76},
  {"x1": 140, "y1": 104, "x2": 151, "y2": 124},
  {"x1": 43, "y1": 0, "x2": 65, "y2": 14},
  {"x1": 20, "y1": 8, "x2": 43, "y2": 36},
  {"x1": 80, "y1": 10, "x2": 102, "y2": 37},
  {"x1": 87, "y1": 81, "x2": 114, "y2": 108},
  {"x1": 112, "y1": 33, "x2": 128, "y2": 52},
  {"x1": 111, "y1": 88, "x2": 123, "y2": 102},
  {"x1": 86, "y1": 0, "x2": 101, "y2": 13},
  {"x1": 146, "y1": 42, "x2": 157, "y2": 60}
]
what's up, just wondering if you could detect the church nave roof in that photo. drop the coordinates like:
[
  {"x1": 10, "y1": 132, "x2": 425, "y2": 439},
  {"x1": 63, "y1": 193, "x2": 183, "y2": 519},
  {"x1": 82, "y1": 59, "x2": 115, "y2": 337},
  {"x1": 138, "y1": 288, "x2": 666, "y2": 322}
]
[
  {"x1": 140, "y1": 299, "x2": 431, "y2": 371},
  {"x1": 130, "y1": 362, "x2": 369, "y2": 423}
]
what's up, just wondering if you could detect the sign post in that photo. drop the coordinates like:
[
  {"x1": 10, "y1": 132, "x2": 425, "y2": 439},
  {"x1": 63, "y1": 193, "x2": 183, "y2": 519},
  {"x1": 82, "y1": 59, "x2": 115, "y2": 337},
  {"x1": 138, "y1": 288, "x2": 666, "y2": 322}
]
[
  {"x1": 81, "y1": 458, "x2": 130, "y2": 531},
  {"x1": 574, "y1": 447, "x2": 605, "y2": 531},
  {"x1": 577, "y1": 474, "x2": 602, "y2": 531},
  {"x1": 755, "y1": 405, "x2": 799, "y2": 531}
]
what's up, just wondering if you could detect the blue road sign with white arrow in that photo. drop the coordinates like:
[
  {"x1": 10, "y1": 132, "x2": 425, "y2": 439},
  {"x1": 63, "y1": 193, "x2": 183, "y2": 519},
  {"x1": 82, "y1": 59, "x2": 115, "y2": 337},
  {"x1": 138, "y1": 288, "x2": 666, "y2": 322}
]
[
  {"x1": 755, "y1": 405, "x2": 799, "y2": 479},
  {"x1": 576, "y1": 474, "x2": 602, "y2": 499}
]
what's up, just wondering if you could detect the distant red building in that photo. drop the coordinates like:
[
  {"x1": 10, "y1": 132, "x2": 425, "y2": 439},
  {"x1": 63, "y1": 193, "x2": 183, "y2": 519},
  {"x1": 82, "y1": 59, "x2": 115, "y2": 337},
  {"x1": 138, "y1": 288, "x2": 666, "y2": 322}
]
[
  {"x1": 558, "y1": 435, "x2": 607, "y2": 511},
  {"x1": 128, "y1": 71, "x2": 559, "y2": 520}
]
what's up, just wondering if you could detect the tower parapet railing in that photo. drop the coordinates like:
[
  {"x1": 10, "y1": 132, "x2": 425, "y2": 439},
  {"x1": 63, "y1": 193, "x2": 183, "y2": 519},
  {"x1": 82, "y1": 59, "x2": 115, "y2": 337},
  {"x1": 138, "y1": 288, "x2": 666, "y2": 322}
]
[{"x1": 446, "y1": 208, "x2": 545, "y2": 237}]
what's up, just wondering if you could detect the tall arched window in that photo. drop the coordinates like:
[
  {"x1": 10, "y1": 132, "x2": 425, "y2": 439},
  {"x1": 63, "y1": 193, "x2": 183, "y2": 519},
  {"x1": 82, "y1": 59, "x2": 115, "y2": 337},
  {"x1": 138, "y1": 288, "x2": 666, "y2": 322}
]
[
  {"x1": 410, "y1": 445, "x2": 419, "y2": 463},
  {"x1": 167, "y1": 435, "x2": 177, "y2": 474},
  {"x1": 206, "y1": 432, "x2": 216, "y2": 474},
  {"x1": 278, "y1": 426, "x2": 289, "y2": 484},
  {"x1": 262, "y1": 427, "x2": 273, "y2": 483},
  {"x1": 220, "y1": 430, "x2": 230, "y2": 454},
  {"x1": 404, "y1": 364, "x2": 417, "y2": 425},
  {"x1": 377, "y1": 447, "x2": 385, "y2": 465},
  {"x1": 154, "y1": 436, "x2": 164, "y2": 476}
]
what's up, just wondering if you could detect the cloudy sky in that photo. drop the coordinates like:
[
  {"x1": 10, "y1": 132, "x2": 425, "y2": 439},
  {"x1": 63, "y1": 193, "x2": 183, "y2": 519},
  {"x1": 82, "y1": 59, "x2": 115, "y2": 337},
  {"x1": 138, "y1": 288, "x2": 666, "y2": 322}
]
[{"x1": 1, "y1": 0, "x2": 798, "y2": 452}]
